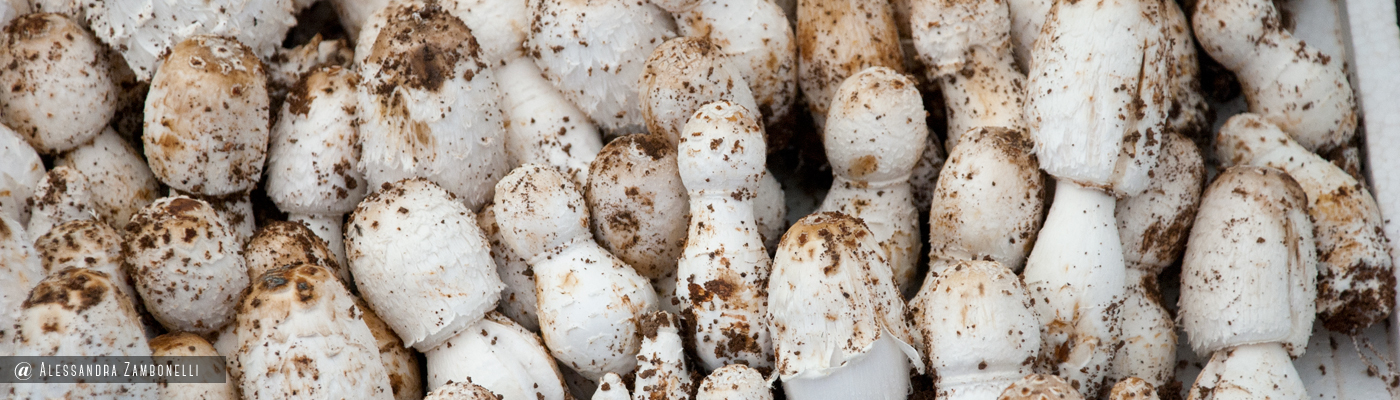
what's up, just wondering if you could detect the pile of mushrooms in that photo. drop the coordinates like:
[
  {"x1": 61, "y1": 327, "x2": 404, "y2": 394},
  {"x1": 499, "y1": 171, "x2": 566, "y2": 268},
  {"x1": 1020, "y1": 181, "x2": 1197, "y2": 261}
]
[{"x1": 0, "y1": 0, "x2": 1394, "y2": 399}]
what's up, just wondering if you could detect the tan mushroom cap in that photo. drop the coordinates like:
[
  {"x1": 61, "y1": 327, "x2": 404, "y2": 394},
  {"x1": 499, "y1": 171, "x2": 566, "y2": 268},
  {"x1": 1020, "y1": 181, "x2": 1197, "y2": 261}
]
[
  {"x1": 0, "y1": 13, "x2": 117, "y2": 154},
  {"x1": 87, "y1": 0, "x2": 297, "y2": 81},
  {"x1": 244, "y1": 221, "x2": 348, "y2": 286},
  {"x1": 56, "y1": 128, "x2": 159, "y2": 230},
  {"x1": 640, "y1": 36, "x2": 762, "y2": 147},
  {"x1": 1108, "y1": 377, "x2": 1158, "y2": 400},
  {"x1": 126, "y1": 196, "x2": 249, "y2": 334}
]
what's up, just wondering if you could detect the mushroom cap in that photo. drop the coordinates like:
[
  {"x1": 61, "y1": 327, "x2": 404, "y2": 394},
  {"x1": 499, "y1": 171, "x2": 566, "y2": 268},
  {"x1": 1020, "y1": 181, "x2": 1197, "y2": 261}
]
[
  {"x1": 0, "y1": 13, "x2": 117, "y2": 154},
  {"x1": 926, "y1": 127, "x2": 1045, "y2": 272},
  {"x1": 357, "y1": 1, "x2": 509, "y2": 211},
  {"x1": 425, "y1": 311, "x2": 568, "y2": 399},
  {"x1": 345, "y1": 178, "x2": 504, "y2": 351},
  {"x1": 330, "y1": 0, "x2": 392, "y2": 39},
  {"x1": 909, "y1": 0, "x2": 1013, "y2": 75},
  {"x1": 1186, "y1": 343, "x2": 1306, "y2": 400},
  {"x1": 233, "y1": 263, "x2": 395, "y2": 400},
  {"x1": 795, "y1": 0, "x2": 905, "y2": 123},
  {"x1": 527, "y1": 0, "x2": 675, "y2": 135},
  {"x1": 633, "y1": 311, "x2": 693, "y2": 399},
  {"x1": 639, "y1": 36, "x2": 762, "y2": 147},
  {"x1": 55, "y1": 128, "x2": 159, "y2": 230},
  {"x1": 908, "y1": 260, "x2": 1040, "y2": 395},
  {"x1": 425, "y1": 381, "x2": 503, "y2": 400},
  {"x1": 0, "y1": 123, "x2": 44, "y2": 224},
  {"x1": 26, "y1": 166, "x2": 95, "y2": 241},
  {"x1": 353, "y1": 0, "x2": 529, "y2": 68},
  {"x1": 126, "y1": 196, "x2": 249, "y2": 333},
  {"x1": 696, "y1": 364, "x2": 772, "y2": 400},
  {"x1": 267, "y1": 65, "x2": 366, "y2": 216},
  {"x1": 996, "y1": 374, "x2": 1084, "y2": 400},
  {"x1": 476, "y1": 203, "x2": 540, "y2": 331},
  {"x1": 1115, "y1": 132, "x2": 1204, "y2": 274},
  {"x1": 585, "y1": 134, "x2": 689, "y2": 287},
  {"x1": 677, "y1": 101, "x2": 767, "y2": 195},
  {"x1": 150, "y1": 332, "x2": 240, "y2": 400},
  {"x1": 86, "y1": 0, "x2": 297, "y2": 81},
  {"x1": 0, "y1": 213, "x2": 45, "y2": 355},
  {"x1": 1108, "y1": 377, "x2": 1158, "y2": 400},
  {"x1": 267, "y1": 35, "x2": 352, "y2": 109},
  {"x1": 493, "y1": 164, "x2": 592, "y2": 258},
  {"x1": 591, "y1": 373, "x2": 631, "y2": 400},
  {"x1": 497, "y1": 56, "x2": 604, "y2": 186},
  {"x1": 354, "y1": 294, "x2": 425, "y2": 400},
  {"x1": 245, "y1": 221, "x2": 348, "y2": 285},
  {"x1": 143, "y1": 35, "x2": 270, "y2": 196},
  {"x1": 823, "y1": 66, "x2": 927, "y2": 183},
  {"x1": 1179, "y1": 166, "x2": 1316, "y2": 357},
  {"x1": 34, "y1": 219, "x2": 137, "y2": 302}
]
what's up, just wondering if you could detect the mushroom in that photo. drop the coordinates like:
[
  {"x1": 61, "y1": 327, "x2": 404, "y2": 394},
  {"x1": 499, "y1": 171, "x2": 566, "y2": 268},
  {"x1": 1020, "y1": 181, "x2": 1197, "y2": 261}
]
[
  {"x1": 675, "y1": 101, "x2": 774, "y2": 372},
  {"x1": 55, "y1": 128, "x2": 160, "y2": 231},
  {"x1": 232, "y1": 263, "x2": 395, "y2": 399},
  {"x1": 633, "y1": 311, "x2": 695, "y2": 400},
  {"x1": 696, "y1": 364, "x2": 773, "y2": 400},
  {"x1": 25, "y1": 166, "x2": 95, "y2": 242},
  {"x1": 1216, "y1": 113, "x2": 1394, "y2": 333},
  {"x1": 908, "y1": 0, "x2": 1026, "y2": 150},
  {"x1": 908, "y1": 260, "x2": 1041, "y2": 400},
  {"x1": 267, "y1": 65, "x2": 366, "y2": 265},
  {"x1": 526, "y1": 0, "x2": 674, "y2": 136},
  {"x1": 818, "y1": 66, "x2": 927, "y2": 294},
  {"x1": 907, "y1": 136, "x2": 948, "y2": 224},
  {"x1": 1108, "y1": 132, "x2": 1204, "y2": 389},
  {"x1": 585, "y1": 134, "x2": 690, "y2": 313},
  {"x1": 1020, "y1": 0, "x2": 1172, "y2": 394},
  {"x1": 85, "y1": 0, "x2": 297, "y2": 81},
  {"x1": 1192, "y1": 0, "x2": 1357, "y2": 157},
  {"x1": 1108, "y1": 377, "x2": 1158, "y2": 400},
  {"x1": 424, "y1": 311, "x2": 568, "y2": 399},
  {"x1": 592, "y1": 373, "x2": 631, "y2": 400},
  {"x1": 143, "y1": 35, "x2": 269, "y2": 244},
  {"x1": 768, "y1": 212, "x2": 923, "y2": 400},
  {"x1": 0, "y1": 213, "x2": 44, "y2": 356},
  {"x1": 9, "y1": 267, "x2": 156, "y2": 399},
  {"x1": 493, "y1": 164, "x2": 659, "y2": 380},
  {"x1": 1005, "y1": 0, "x2": 1050, "y2": 71},
  {"x1": 476, "y1": 202, "x2": 541, "y2": 331},
  {"x1": 995, "y1": 374, "x2": 1084, "y2": 400},
  {"x1": 1160, "y1": 0, "x2": 1210, "y2": 141},
  {"x1": 796, "y1": 0, "x2": 904, "y2": 127},
  {"x1": 357, "y1": 1, "x2": 509, "y2": 211},
  {"x1": 33, "y1": 219, "x2": 137, "y2": 303},
  {"x1": 266, "y1": 34, "x2": 352, "y2": 116},
  {"x1": 354, "y1": 294, "x2": 426, "y2": 400},
  {"x1": 1179, "y1": 166, "x2": 1315, "y2": 399},
  {"x1": 149, "y1": 332, "x2": 239, "y2": 400},
  {"x1": 244, "y1": 221, "x2": 348, "y2": 286},
  {"x1": 498, "y1": 56, "x2": 604, "y2": 186},
  {"x1": 344, "y1": 177, "x2": 504, "y2": 351},
  {"x1": 425, "y1": 381, "x2": 504, "y2": 400},
  {"x1": 0, "y1": 13, "x2": 117, "y2": 154},
  {"x1": 170, "y1": 190, "x2": 256, "y2": 243},
  {"x1": 330, "y1": 0, "x2": 391, "y2": 39},
  {"x1": 925, "y1": 127, "x2": 1045, "y2": 274},
  {"x1": 0, "y1": 124, "x2": 43, "y2": 225},
  {"x1": 125, "y1": 196, "x2": 249, "y2": 334}
]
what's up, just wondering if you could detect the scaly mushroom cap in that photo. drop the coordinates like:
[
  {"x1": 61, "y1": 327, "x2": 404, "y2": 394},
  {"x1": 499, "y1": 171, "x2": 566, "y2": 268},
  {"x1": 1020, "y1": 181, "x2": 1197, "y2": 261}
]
[
  {"x1": 345, "y1": 177, "x2": 504, "y2": 351},
  {"x1": 768, "y1": 212, "x2": 923, "y2": 392},
  {"x1": 494, "y1": 165, "x2": 593, "y2": 258},
  {"x1": 1179, "y1": 166, "x2": 1316, "y2": 357},
  {"x1": 425, "y1": 381, "x2": 503, "y2": 400},
  {"x1": 126, "y1": 196, "x2": 249, "y2": 333},
  {"x1": 245, "y1": 221, "x2": 348, "y2": 285},
  {"x1": 640, "y1": 37, "x2": 762, "y2": 147},
  {"x1": 796, "y1": 0, "x2": 904, "y2": 125},
  {"x1": 86, "y1": 0, "x2": 296, "y2": 81},
  {"x1": 34, "y1": 219, "x2": 136, "y2": 302},
  {"x1": 526, "y1": 0, "x2": 675, "y2": 136},
  {"x1": 353, "y1": 0, "x2": 529, "y2": 68},
  {"x1": 909, "y1": 0, "x2": 1012, "y2": 75},
  {"x1": 150, "y1": 332, "x2": 239, "y2": 400},
  {"x1": 1186, "y1": 343, "x2": 1306, "y2": 400},
  {"x1": 476, "y1": 203, "x2": 540, "y2": 332},
  {"x1": 357, "y1": 2, "x2": 509, "y2": 211},
  {"x1": 677, "y1": 101, "x2": 766, "y2": 195},
  {"x1": 268, "y1": 65, "x2": 366, "y2": 216},
  {"x1": 56, "y1": 128, "x2": 159, "y2": 230},
  {"x1": 908, "y1": 260, "x2": 1040, "y2": 400},
  {"x1": 233, "y1": 263, "x2": 395, "y2": 399},
  {"x1": 0, "y1": 13, "x2": 117, "y2": 154},
  {"x1": 1024, "y1": 0, "x2": 1171, "y2": 195},
  {"x1": 1115, "y1": 132, "x2": 1205, "y2": 275},
  {"x1": 0, "y1": 124, "x2": 43, "y2": 224},
  {"x1": 633, "y1": 311, "x2": 694, "y2": 400},
  {"x1": 1108, "y1": 377, "x2": 1158, "y2": 400},
  {"x1": 696, "y1": 364, "x2": 772, "y2": 400},
  {"x1": 593, "y1": 373, "x2": 631, "y2": 400},
  {"x1": 996, "y1": 374, "x2": 1084, "y2": 400},
  {"x1": 926, "y1": 127, "x2": 1044, "y2": 272},
  {"x1": 143, "y1": 35, "x2": 270, "y2": 196},
  {"x1": 754, "y1": 173, "x2": 787, "y2": 252},
  {"x1": 497, "y1": 56, "x2": 604, "y2": 186},
  {"x1": 26, "y1": 166, "x2": 94, "y2": 241},
  {"x1": 586, "y1": 134, "x2": 689, "y2": 298},
  {"x1": 0, "y1": 214, "x2": 45, "y2": 355},
  {"x1": 425, "y1": 311, "x2": 568, "y2": 399},
  {"x1": 353, "y1": 295, "x2": 425, "y2": 400}
]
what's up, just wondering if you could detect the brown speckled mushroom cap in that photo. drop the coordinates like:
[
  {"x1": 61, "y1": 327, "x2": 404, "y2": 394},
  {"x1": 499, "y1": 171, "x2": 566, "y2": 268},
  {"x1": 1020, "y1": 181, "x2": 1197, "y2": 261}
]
[
  {"x1": 143, "y1": 35, "x2": 269, "y2": 197},
  {"x1": 125, "y1": 196, "x2": 249, "y2": 334},
  {"x1": 475, "y1": 202, "x2": 540, "y2": 331},
  {"x1": 86, "y1": 0, "x2": 297, "y2": 81},
  {"x1": 34, "y1": 219, "x2": 137, "y2": 303},
  {"x1": 0, "y1": 13, "x2": 117, "y2": 154},
  {"x1": 1108, "y1": 377, "x2": 1157, "y2": 400},
  {"x1": 267, "y1": 65, "x2": 366, "y2": 216},
  {"x1": 244, "y1": 221, "x2": 348, "y2": 286},
  {"x1": 676, "y1": 101, "x2": 766, "y2": 196},
  {"x1": 585, "y1": 134, "x2": 689, "y2": 295},
  {"x1": 56, "y1": 128, "x2": 160, "y2": 230},
  {"x1": 1115, "y1": 132, "x2": 1204, "y2": 275},
  {"x1": 926, "y1": 127, "x2": 1045, "y2": 273},
  {"x1": 25, "y1": 166, "x2": 95, "y2": 241}
]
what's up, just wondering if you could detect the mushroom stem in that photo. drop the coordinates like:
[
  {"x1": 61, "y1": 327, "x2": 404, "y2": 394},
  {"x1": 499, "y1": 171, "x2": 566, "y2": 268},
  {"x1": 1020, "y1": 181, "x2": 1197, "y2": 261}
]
[
  {"x1": 782, "y1": 334, "x2": 914, "y2": 400},
  {"x1": 289, "y1": 213, "x2": 347, "y2": 269}
]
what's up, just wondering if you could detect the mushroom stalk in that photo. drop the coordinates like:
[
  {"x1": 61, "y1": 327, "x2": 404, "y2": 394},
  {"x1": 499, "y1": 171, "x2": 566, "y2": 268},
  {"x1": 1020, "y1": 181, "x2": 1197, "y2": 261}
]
[
  {"x1": 498, "y1": 57, "x2": 603, "y2": 186},
  {"x1": 933, "y1": 48, "x2": 1027, "y2": 149}
]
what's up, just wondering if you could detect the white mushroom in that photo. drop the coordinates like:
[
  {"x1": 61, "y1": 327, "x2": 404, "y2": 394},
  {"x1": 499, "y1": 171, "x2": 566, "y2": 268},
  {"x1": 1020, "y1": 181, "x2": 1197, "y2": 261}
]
[
  {"x1": 592, "y1": 373, "x2": 631, "y2": 400},
  {"x1": 795, "y1": 0, "x2": 904, "y2": 127},
  {"x1": 1005, "y1": 0, "x2": 1050, "y2": 71},
  {"x1": 171, "y1": 190, "x2": 256, "y2": 244},
  {"x1": 0, "y1": 13, "x2": 117, "y2": 154},
  {"x1": 0, "y1": 123, "x2": 43, "y2": 225},
  {"x1": 909, "y1": 0, "x2": 1026, "y2": 150},
  {"x1": 444, "y1": 0, "x2": 529, "y2": 66},
  {"x1": 639, "y1": 37, "x2": 761, "y2": 148},
  {"x1": 426, "y1": 381, "x2": 504, "y2": 400},
  {"x1": 908, "y1": 260, "x2": 1041, "y2": 400},
  {"x1": 818, "y1": 66, "x2": 927, "y2": 294},
  {"x1": 1216, "y1": 113, "x2": 1394, "y2": 333},
  {"x1": 345, "y1": 178, "x2": 504, "y2": 351},
  {"x1": 9, "y1": 267, "x2": 155, "y2": 399},
  {"x1": 768, "y1": 212, "x2": 923, "y2": 400},
  {"x1": 357, "y1": 1, "x2": 509, "y2": 211},
  {"x1": 476, "y1": 202, "x2": 540, "y2": 331},
  {"x1": 526, "y1": 0, "x2": 675, "y2": 136},
  {"x1": 266, "y1": 34, "x2": 352, "y2": 114},
  {"x1": 232, "y1": 263, "x2": 395, "y2": 399},
  {"x1": 425, "y1": 311, "x2": 568, "y2": 399},
  {"x1": 1108, "y1": 377, "x2": 1158, "y2": 400},
  {"x1": 696, "y1": 364, "x2": 773, "y2": 400},
  {"x1": 493, "y1": 164, "x2": 659, "y2": 380},
  {"x1": 267, "y1": 65, "x2": 366, "y2": 265},
  {"x1": 633, "y1": 311, "x2": 694, "y2": 400},
  {"x1": 25, "y1": 166, "x2": 94, "y2": 242},
  {"x1": 126, "y1": 196, "x2": 249, "y2": 334},
  {"x1": 33, "y1": 219, "x2": 137, "y2": 303},
  {"x1": 345, "y1": 295, "x2": 424, "y2": 400},
  {"x1": 675, "y1": 101, "x2": 774, "y2": 372},
  {"x1": 0, "y1": 213, "x2": 44, "y2": 356},
  {"x1": 330, "y1": 0, "x2": 392, "y2": 39},
  {"x1": 995, "y1": 374, "x2": 1084, "y2": 400},
  {"x1": 498, "y1": 56, "x2": 604, "y2": 185},
  {"x1": 86, "y1": 0, "x2": 297, "y2": 81},
  {"x1": 1187, "y1": 345, "x2": 1309, "y2": 400},
  {"x1": 1160, "y1": 0, "x2": 1210, "y2": 140},
  {"x1": 149, "y1": 332, "x2": 239, "y2": 400},
  {"x1": 926, "y1": 127, "x2": 1045, "y2": 274},
  {"x1": 244, "y1": 221, "x2": 348, "y2": 286},
  {"x1": 585, "y1": 134, "x2": 690, "y2": 313},
  {"x1": 55, "y1": 127, "x2": 159, "y2": 230}
]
